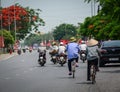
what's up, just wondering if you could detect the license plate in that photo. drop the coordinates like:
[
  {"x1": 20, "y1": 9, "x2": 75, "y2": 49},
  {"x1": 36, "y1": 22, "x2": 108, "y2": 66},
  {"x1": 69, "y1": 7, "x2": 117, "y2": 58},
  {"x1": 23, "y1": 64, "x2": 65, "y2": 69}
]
[
  {"x1": 40, "y1": 57, "x2": 43, "y2": 59},
  {"x1": 53, "y1": 56, "x2": 56, "y2": 59},
  {"x1": 82, "y1": 54, "x2": 85, "y2": 57},
  {"x1": 109, "y1": 58, "x2": 119, "y2": 61},
  {"x1": 60, "y1": 57, "x2": 64, "y2": 59}
]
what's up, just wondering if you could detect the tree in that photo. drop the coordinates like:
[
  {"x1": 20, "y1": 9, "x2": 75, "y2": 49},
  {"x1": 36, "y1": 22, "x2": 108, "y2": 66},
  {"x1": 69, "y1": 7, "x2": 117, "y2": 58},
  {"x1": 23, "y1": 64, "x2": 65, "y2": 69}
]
[
  {"x1": 24, "y1": 32, "x2": 54, "y2": 46},
  {"x1": 0, "y1": 4, "x2": 45, "y2": 40},
  {"x1": 79, "y1": 0, "x2": 120, "y2": 40},
  {"x1": 0, "y1": 29, "x2": 14, "y2": 48},
  {"x1": 53, "y1": 23, "x2": 77, "y2": 41}
]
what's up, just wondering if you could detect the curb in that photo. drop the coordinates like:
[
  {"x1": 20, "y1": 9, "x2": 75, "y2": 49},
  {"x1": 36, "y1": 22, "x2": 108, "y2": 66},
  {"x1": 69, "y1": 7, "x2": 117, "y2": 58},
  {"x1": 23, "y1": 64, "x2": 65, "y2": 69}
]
[{"x1": 0, "y1": 53, "x2": 17, "y2": 61}]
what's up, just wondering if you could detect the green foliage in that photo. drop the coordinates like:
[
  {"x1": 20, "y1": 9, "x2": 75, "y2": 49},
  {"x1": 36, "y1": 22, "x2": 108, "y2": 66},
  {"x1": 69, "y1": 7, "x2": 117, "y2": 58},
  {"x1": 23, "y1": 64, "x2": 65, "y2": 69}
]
[
  {"x1": 79, "y1": 0, "x2": 120, "y2": 40},
  {"x1": 1, "y1": 4, "x2": 45, "y2": 40},
  {"x1": 15, "y1": 6, "x2": 45, "y2": 40},
  {"x1": 0, "y1": 30, "x2": 14, "y2": 47},
  {"x1": 109, "y1": 25, "x2": 120, "y2": 40},
  {"x1": 53, "y1": 23, "x2": 77, "y2": 41},
  {"x1": 24, "y1": 34, "x2": 41, "y2": 46},
  {"x1": 24, "y1": 32, "x2": 54, "y2": 46}
]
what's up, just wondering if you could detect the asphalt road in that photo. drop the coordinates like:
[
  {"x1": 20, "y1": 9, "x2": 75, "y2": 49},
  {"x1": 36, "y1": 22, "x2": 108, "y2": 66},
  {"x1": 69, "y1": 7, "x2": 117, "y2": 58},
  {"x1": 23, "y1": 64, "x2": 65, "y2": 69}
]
[{"x1": 0, "y1": 50, "x2": 120, "y2": 92}]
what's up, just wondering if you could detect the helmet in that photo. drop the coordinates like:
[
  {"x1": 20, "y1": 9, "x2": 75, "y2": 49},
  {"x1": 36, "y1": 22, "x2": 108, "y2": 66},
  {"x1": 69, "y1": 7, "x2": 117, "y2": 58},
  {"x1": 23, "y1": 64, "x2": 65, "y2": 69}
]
[
  {"x1": 81, "y1": 41, "x2": 85, "y2": 44},
  {"x1": 60, "y1": 42, "x2": 63, "y2": 45}
]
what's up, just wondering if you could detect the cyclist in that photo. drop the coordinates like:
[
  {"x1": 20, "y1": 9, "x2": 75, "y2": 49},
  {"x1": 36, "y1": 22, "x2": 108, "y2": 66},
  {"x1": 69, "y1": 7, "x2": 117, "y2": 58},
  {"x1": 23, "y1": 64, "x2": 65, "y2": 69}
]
[
  {"x1": 66, "y1": 37, "x2": 80, "y2": 75},
  {"x1": 86, "y1": 38, "x2": 99, "y2": 81}
]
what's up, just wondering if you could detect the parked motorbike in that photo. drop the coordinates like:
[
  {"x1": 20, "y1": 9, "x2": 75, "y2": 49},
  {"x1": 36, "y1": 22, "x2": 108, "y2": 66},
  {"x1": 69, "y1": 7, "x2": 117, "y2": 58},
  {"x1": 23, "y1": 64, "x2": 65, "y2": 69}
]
[
  {"x1": 58, "y1": 53, "x2": 66, "y2": 66},
  {"x1": 38, "y1": 52, "x2": 46, "y2": 66},
  {"x1": 80, "y1": 50, "x2": 86, "y2": 63}
]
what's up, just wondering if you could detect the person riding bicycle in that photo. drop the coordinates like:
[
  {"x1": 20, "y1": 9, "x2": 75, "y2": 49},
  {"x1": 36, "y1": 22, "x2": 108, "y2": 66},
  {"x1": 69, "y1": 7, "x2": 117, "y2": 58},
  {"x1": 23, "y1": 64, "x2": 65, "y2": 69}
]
[
  {"x1": 66, "y1": 37, "x2": 80, "y2": 75},
  {"x1": 86, "y1": 38, "x2": 99, "y2": 81}
]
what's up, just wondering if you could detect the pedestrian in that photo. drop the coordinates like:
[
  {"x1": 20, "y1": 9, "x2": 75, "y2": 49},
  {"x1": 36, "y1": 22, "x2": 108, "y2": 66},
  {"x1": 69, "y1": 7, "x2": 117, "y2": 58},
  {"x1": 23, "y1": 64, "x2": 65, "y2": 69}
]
[
  {"x1": 86, "y1": 38, "x2": 100, "y2": 81},
  {"x1": 66, "y1": 37, "x2": 80, "y2": 75}
]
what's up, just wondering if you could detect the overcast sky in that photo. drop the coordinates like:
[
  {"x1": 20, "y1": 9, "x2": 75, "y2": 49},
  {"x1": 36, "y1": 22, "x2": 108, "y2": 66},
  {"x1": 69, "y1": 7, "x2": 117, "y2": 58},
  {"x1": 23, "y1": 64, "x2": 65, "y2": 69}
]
[{"x1": 1, "y1": 0, "x2": 98, "y2": 33}]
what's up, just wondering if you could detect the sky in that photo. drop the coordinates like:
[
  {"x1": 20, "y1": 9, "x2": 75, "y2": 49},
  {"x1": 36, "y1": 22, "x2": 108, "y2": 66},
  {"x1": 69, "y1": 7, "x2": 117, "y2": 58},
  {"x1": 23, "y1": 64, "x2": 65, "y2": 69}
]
[{"x1": 1, "y1": 0, "x2": 98, "y2": 33}]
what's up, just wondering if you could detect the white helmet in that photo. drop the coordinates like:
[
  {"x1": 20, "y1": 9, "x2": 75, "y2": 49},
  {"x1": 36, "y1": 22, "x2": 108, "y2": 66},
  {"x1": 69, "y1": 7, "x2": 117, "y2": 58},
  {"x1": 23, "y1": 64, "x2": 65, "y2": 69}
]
[
  {"x1": 60, "y1": 42, "x2": 63, "y2": 45},
  {"x1": 81, "y1": 41, "x2": 85, "y2": 44}
]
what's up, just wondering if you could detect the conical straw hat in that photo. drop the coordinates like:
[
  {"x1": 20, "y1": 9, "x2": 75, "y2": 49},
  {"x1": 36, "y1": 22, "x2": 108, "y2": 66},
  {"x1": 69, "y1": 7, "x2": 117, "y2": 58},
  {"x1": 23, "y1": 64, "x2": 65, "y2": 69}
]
[{"x1": 87, "y1": 39, "x2": 98, "y2": 46}]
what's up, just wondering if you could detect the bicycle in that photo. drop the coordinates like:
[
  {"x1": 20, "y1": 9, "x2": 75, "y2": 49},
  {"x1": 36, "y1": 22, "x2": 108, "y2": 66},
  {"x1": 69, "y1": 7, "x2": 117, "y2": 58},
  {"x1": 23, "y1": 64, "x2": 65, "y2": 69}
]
[
  {"x1": 71, "y1": 60, "x2": 76, "y2": 78},
  {"x1": 90, "y1": 63, "x2": 96, "y2": 84}
]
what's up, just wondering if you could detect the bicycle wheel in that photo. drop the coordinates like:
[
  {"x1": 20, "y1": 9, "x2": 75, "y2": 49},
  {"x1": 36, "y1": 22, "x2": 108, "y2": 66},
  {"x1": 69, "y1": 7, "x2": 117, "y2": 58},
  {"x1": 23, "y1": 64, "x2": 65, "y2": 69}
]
[
  {"x1": 72, "y1": 61, "x2": 76, "y2": 78},
  {"x1": 90, "y1": 65, "x2": 96, "y2": 84}
]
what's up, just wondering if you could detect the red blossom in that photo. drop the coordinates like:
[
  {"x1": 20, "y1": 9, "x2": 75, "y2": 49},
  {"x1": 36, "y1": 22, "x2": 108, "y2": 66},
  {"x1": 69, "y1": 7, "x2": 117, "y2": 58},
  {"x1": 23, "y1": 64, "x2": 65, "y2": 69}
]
[{"x1": 1, "y1": 5, "x2": 28, "y2": 28}]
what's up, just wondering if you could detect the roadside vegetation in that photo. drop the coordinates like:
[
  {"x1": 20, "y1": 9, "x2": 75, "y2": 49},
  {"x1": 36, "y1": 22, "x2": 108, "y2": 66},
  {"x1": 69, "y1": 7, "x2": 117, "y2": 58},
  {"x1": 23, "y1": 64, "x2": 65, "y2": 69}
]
[{"x1": 0, "y1": 0, "x2": 120, "y2": 53}]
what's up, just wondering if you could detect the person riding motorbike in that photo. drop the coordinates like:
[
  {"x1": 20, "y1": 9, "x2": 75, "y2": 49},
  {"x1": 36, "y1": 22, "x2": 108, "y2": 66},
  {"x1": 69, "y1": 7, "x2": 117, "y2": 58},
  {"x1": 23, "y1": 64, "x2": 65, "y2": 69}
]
[
  {"x1": 58, "y1": 42, "x2": 67, "y2": 61},
  {"x1": 38, "y1": 47, "x2": 46, "y2": 61},
  {"x1": 66, "y1": 37, "x2": 80, "y2": 75},
  {"x1": 29, "y1": 46, "x2": 32, "y2": 52},
  {"x1": 49, "y1": 42, "x2": 58, "y2": 61},
  {"x1": 79, "y1": 40, "x2": 87, "y2": 60},
  {"x1": 17, "y1": 46, "x2": 21, "y2": 55}
]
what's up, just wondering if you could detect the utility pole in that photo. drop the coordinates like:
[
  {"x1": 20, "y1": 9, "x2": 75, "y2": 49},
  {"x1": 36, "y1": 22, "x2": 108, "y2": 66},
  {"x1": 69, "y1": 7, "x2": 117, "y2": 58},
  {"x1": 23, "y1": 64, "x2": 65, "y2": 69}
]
[
  {"x1": 0, "y1": 0, "x2": 4, "y2": 53},
  {"x1": 91, "y1": 0, "x2": 96, "y2": 17},
  {"x1": 14, "y1": 2, "x2": 17, "y2": 44},
  {"x1": 0, "y1": 0, "x2": 2, "y2": 29}
]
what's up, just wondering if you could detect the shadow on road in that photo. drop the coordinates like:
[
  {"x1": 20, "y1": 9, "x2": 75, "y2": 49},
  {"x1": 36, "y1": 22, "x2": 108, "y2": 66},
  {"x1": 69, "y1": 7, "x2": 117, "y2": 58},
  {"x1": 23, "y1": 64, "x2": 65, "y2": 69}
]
[{"x1": 76, "y1": 81, "x2": 94, "y2": 85}]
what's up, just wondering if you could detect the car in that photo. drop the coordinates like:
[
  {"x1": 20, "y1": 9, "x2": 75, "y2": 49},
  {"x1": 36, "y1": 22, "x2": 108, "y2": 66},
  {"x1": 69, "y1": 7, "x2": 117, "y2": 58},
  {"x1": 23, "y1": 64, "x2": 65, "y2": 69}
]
[{"x1": 99, "y1": 40, "x2": 120, "y2": 67}]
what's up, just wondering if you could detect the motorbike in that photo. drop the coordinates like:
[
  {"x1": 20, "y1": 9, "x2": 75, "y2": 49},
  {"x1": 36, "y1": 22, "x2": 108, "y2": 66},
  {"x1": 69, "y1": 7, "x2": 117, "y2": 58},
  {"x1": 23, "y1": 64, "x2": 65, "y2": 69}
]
[
  {"x1": 29, "y1": 47, "x2": 32, "y2": 53},
  {"x1": 49, "y1": 50, "x2": 58, "y2": 64},
  {"x1": 58, "y1": 53, "x2": 66, "y2": 66},
  {"x1": 51, "y1": 54, "x2": 58, "y2": 64},
  {"x1": 80, "y1": 50, "x2": 86, "y2": 63},
  {"x1": 17, "y1": 49, "x2": 21, "y2": 55},
  {"x1": 38, "y1": 52, "x2": 46, "y2": 66},
  {"x1": 29, "y1": 49, "x2": 32, "y2": 53},
  {"x1": 22, "y1": 49, "x2": 26, "y2": 53}
]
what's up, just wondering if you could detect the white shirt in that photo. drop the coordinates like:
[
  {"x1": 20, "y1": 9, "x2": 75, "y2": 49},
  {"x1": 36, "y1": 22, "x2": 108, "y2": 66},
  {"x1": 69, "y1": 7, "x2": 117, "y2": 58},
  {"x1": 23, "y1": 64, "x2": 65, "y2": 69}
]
[
  {"x1": 79, "y1": 44, "x2": 87, "y2": 51},
  {"x1": 50, "y1": 45, "x2": 58, "y2": 52},
  {"x1": 38, "y1": 46, "x2": 46, "y2": 52},
  {"x1": 58, "y1": 45, "x2": 66, "y2": 54}
]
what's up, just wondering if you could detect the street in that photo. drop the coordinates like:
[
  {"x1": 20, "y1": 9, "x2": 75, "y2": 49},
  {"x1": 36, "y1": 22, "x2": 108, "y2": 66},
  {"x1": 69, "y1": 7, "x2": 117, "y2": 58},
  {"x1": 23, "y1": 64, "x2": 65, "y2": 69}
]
[{"x1": 0, "y1": 50, "x2": 120, "y2": 92}]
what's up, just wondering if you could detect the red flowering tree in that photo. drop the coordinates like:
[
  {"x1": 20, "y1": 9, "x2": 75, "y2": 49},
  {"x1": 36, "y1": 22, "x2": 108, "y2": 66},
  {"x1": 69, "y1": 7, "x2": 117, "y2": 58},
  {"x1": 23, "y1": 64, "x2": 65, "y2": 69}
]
[{"x1": 0, "y1": 4, "x2": 45, "y2": 40}]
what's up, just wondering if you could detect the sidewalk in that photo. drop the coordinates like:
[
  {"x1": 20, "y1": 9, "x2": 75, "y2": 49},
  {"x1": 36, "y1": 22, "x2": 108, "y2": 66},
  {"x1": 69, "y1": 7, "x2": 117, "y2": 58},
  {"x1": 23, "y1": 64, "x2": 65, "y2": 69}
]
[{"x1": 0, "y1": 52, "x2": 17, "y2": 61}]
